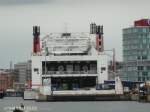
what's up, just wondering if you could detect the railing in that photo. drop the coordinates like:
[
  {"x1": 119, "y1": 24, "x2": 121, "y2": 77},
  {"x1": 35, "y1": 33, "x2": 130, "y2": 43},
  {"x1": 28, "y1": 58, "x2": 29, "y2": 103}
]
[{"x1": 42, "y1": 71, "x2": 97, "y2": 75}]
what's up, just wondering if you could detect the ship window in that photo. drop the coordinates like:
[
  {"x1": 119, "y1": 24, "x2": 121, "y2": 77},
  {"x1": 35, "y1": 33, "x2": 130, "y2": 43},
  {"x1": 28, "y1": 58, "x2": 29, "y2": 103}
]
[
  {"x1": 101, "y1": 67, "x2": 106, "y2": 71},
  {"x1": 34, "y1": 68, "x2": 39, "y2": 74}
]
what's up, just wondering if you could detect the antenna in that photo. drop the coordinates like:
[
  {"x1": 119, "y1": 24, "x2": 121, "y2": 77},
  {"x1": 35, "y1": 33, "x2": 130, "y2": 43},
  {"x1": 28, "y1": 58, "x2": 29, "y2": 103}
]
[
  {"x1": 64, "y1": 22, "x2": 68, "y2": 33},
  {"x1": 10, "y1": 61, "x2": 12, "y2": 71}
]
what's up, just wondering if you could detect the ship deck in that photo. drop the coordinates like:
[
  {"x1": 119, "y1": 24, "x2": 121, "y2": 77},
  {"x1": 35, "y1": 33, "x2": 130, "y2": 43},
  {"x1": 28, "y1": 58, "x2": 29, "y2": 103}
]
[{"x1": 51, "y1": 89, "x2": 116, "y2": 96}]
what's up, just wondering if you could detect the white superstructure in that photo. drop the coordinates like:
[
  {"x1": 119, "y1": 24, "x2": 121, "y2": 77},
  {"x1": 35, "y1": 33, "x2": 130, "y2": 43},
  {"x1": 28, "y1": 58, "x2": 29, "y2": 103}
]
[
  {"x1": 41, "y1": 33, "x2": 91, "y2": 55},
  {"x1": 31, "y1": 24, "x2": 109, "y2": 95}
]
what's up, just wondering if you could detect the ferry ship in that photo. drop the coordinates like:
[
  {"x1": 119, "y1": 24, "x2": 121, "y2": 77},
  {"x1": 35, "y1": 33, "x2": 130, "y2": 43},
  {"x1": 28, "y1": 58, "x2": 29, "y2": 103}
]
[{"x1": 30, "y1": 23, "x2": 123, "y2": 101}]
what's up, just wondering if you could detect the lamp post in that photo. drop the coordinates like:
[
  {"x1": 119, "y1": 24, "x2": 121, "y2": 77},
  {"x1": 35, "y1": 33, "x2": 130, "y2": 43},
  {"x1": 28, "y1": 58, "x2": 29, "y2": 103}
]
[{"x1": 104, "y1": 48, "x2": 116, "y2": 72}]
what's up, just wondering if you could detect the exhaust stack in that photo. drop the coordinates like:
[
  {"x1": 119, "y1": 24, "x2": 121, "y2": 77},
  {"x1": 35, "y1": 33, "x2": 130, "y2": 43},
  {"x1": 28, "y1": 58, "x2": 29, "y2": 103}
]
[
  {"x1": 90, "y1": 23, "x2": 104, "y2": 52},
  {"x1": 33, "y1": 26, "x2": 40, "y2": 54}
]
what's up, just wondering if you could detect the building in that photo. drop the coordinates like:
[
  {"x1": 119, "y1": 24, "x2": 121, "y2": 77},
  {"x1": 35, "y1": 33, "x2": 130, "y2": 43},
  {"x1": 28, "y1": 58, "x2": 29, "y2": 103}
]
[
  {"x1": 123, "y1": 19, "x2": 150, "y2": 81},
  {"x1": 14, "y1": 60, "x2": 31, "y2": 84},
  {"x1": 31, "y1": 24, "x2": 109, "y2": 95},
  {"x1": 0, "y1": 70, "x2": 13, "y2": 91}
]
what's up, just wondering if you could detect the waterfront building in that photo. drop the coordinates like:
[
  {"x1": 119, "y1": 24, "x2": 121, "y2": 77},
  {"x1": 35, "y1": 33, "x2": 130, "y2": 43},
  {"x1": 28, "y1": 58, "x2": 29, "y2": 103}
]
[
  {"x1": 0, "y1": 70, "x2": 13, "y2": 91},
  {"x1": 14, "y1": 60, "x2": 31, "y2": 84},
  {"x1": 123, "y1": 19, "x2": 150, "y2": 81}
]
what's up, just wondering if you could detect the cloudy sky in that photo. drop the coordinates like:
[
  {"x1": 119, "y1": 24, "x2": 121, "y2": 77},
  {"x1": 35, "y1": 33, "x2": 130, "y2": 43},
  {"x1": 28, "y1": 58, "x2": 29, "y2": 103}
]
[{"x1": 0, "y1": 0, "x2": 150, "y2": 68}]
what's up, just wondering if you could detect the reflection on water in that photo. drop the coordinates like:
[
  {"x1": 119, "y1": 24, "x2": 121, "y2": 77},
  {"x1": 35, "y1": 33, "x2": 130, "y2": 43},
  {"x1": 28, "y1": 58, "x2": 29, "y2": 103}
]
[{"x1": 0, "y1": 97, "x2": 150, "y2": 112}]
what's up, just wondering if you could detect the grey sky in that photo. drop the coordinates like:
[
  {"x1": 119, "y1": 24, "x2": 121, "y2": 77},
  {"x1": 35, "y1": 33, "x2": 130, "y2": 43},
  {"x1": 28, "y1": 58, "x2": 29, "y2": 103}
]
[
  {"x1": 0, "y1": 0, "x2": 50, "y2": 5},
  {"x1": 0, "y1": 0, "x2": 150, "y2": 68}
]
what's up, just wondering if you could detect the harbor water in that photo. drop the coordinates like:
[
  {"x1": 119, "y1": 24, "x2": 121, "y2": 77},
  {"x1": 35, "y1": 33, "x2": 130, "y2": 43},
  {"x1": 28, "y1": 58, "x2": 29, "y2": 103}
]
[{"x1": 0, "y1": 97, "x2": 150, "y2": 112}]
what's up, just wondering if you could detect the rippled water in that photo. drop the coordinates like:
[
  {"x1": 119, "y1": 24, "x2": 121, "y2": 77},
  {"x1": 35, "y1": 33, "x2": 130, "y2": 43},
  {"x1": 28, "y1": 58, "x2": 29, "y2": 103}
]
[{"x1": 0, "y1": 97, "x2": 150, "y2": 112}]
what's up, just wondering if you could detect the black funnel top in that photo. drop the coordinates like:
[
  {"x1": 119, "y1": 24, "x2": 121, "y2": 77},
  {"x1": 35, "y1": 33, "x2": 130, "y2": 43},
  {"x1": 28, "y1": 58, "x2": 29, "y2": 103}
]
[{"x1": 33, "y1": 26, "x2": 40, "y2": 37}]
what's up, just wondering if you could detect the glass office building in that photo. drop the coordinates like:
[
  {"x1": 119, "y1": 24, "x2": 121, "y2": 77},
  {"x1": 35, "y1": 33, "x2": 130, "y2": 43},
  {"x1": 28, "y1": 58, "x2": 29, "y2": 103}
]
[{"x1": 123, "y1": 19, "x2": 150, "y2": 81}]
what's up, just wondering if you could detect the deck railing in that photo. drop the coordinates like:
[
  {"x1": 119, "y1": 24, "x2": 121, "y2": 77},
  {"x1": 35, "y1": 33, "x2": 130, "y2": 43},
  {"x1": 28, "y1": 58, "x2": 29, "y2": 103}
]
[{"x1": 42, "y1": 71, "x2": 97, "y2": 75}]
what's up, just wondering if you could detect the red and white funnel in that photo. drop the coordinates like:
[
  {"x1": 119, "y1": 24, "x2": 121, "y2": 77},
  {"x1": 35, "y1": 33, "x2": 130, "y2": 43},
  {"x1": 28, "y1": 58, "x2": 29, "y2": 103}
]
[{"x1": 33, "y1": 26, "x2": 40, "y2": 54}]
